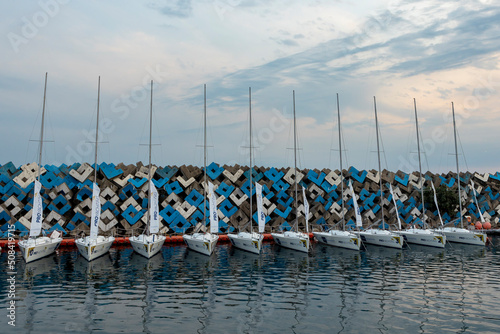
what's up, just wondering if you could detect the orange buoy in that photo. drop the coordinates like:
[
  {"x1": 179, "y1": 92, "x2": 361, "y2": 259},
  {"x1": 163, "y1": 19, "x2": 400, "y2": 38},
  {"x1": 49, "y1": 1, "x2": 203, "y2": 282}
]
[
  {"x1": 475, "y1": 222, "x2": 483, "y2": 230},
  {"x1": 483, "y1": 221, "x2": 492, "y2": 229}
]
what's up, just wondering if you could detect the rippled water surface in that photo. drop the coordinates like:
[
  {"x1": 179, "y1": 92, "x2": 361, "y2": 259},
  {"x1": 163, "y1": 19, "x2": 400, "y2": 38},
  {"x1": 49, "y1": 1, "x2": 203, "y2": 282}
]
[{"x1": 2, "y1": 236, "x2": 500, "y2": 334}]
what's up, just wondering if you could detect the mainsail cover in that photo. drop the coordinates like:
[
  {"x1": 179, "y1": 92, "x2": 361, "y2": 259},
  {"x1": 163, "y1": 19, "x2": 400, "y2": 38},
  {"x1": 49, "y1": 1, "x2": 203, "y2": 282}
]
[
  {"x1": 349, "y1": 181, "x2": 363, "y2": 228},
  {"x1": 389, "y1": 184, "x2": 402, "y2": 230},
  {"x1": 90, "y1": 182, "x2": 101, "y2": 239},
  {"x1": 302, "y1": 187, "x2": 309, "y2": 233},
  {"x1": 149, "y1": 180, "x2": 160, "y2": 234},
  {"x1": 209, "y1": 182, "x2": 219, "y2": 233},
  {"x1": 255, "y1": 182, "x2": 265, "y2": 233},
  {"x1": 470, "y1": 180, "x2": 485, "y2": 223},
  {"x1": 431, "y1": 182, "x2": 444, "y2": 227},
  {"x1": 29, "y1": 180, "x2": 43, "y2": 238}
]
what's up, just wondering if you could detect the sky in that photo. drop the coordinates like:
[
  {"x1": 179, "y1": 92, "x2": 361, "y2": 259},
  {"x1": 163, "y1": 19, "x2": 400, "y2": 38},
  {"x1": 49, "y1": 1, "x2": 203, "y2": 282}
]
[{"x1": 1, "y1": 0, "x2": 499, "y2": 174}]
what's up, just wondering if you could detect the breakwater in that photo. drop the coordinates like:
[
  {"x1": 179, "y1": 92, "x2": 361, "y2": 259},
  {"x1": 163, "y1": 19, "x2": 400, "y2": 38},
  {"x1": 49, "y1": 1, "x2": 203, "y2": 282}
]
[{"x1": 1, "y1": 161, "x2": 499, "y2": 237}]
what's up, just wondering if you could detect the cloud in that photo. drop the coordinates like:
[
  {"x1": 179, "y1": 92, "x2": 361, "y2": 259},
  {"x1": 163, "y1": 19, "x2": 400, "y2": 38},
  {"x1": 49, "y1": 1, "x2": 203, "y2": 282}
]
[{"x1": 149, "y1": 0, "x2": 193, "y2": 18}]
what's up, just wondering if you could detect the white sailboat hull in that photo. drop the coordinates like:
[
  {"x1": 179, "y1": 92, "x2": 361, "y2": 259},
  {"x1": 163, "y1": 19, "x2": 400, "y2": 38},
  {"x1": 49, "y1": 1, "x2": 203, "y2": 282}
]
[
  {"x1": 18, "y1": 237, "x2": 63, "y2": 263},
  {"x1": 75, "y1": 235, "x2": 115, "y2": 261},
  {"x1": 359, "y1": 229, "x2": 403, "y2": 249},
  {"x1": 397, "y1": 228, "x2": 446, "y2": 248},
  {"x1": 438, "y1": 227, "x2": 486, "y2": 246},
  {"x1": 183, "y1": 233, "x2": 219, "y2": 256},
  {"x1": 227, "y1": 232, "x2": 263, "y2": 254},
  {"x1": 130, "y1": 234, "x2": 166, "y2": 258},
  {"x1": 271, "y1": 231, "x2": 309, "y2": 253},
  {"x1": 313, "y1": 230, "x2": 361, "y2": 251}
]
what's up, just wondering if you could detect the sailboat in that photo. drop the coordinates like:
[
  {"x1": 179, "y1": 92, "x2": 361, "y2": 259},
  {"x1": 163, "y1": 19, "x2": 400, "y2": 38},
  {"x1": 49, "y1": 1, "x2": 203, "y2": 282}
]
[
  {"x1": 437, "y1": 102, "x2": 486, "y2": 246},
  {"x1": 18, "y1": 72, "x2": 63, "y2": 263},
  {"x1": 313, "y1": 93, "x2": 361, "y2": 251},
  {"x1": 227, "y1": 87, "x2": 264, "y2": 254},
  {"x1": 271, "y1": 90, "x2": 310, "y2": 253},
  {"x1": 183, "y1": 84, "x2": 219, "y2": 256},
  {"x1": 359, "y1": 97, "x2": 404, "y2": 249},
  {"x1": 397, "y1": 99, "x2": 446, "y2": 248},
  {"x1": 75, "y1": 77, "x2": 115, "y2": 261},
  {"x1": 129, "y1": 80, "x2": 166, "y2": 258}
]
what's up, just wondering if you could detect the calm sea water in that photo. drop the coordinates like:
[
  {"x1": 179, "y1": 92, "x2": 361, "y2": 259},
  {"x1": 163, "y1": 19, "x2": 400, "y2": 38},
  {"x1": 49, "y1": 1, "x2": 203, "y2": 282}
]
[{"x1": 2, "y1": 236, "x2": 500, "y2": 334}]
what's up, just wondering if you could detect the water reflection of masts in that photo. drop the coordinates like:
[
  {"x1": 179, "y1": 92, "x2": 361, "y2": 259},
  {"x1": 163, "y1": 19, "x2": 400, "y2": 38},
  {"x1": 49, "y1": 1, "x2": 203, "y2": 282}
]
[
  {"x1": 290, "y1": 250, "x2": 310, "y2": 332},
  {"x1": 184, "y1": 250, "x2": 215, "y2": 334}
]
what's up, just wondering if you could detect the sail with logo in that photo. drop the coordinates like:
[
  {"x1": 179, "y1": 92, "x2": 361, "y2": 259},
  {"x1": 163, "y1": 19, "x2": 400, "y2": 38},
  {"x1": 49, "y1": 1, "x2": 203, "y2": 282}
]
[
  {"x1": 149, "y1": 180, "x2": 160, "y2": 234},
  {"x1": 209, "y1": 182, "x2": 219, "y2": 234},
  {"x1": 256, "y1": 183, "x2": 265, "y2": 233},
  {"x1": 30, "y1": 180, "x2": 43, "y2": 238},
  {"x1": 89, "y1": 182, "x2": 101, "y2": 239},
  {"x1": 302, "y1": 187, "x2": 309, "y2": 233}
]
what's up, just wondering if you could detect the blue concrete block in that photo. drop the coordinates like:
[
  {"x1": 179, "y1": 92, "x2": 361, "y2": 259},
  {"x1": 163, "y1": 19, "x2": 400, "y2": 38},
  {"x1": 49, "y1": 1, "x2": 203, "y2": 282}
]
[
  {"x1": 165, "y1": 181, "x2": 183, "y2": 195},
  {"x1": 77, "y1": 179, "x2": 93, "y2": 189},
  {"x1": 152, "y1": 177, "x2": 169, "y2": 188},
  {"x1": 358, "y1": 188, "x2": 371, "y2": 201},
  {"x1": 100, "y1": 162, "x2": 123, "y2": 179},
  {"x1": 186, "y1": 189, "x2": 205, "y2": 207},
  {"x1": 0, "y1": 179, "x2": 13, "y2": 195},
  {"x1": 216, "y1": 182, "x2": 234, "y2": 198},
  {"x1": 272, "y1": 178, "x2": 290, "y2": 192},
  {"x1": 62, "y1": 175, "x2": 79, "y2": 190},
  {"x1": 48, "y1": 195, "x2": 71, "y2": 215},
  {"x1": 70, "y1": 212, "x2": 88, "y2": 225},
  {"x1": 320, "y1": 180, "x2": 336, "y2": 193},
  {"x1": 395, "y1": 172, "x2": 409, "y2": 187},
  {"x1": 0, "y1": 210, "x2": 10, "y2": 224},
  {"x1": 324, "y1": 198, "x2": 333, "y2": 211},
  {"x1": 206, "y1": 162, "x2": 224, "y2": 180},
  {"x1": 275, "y1": 190, "x2": 293, "y2": 208},
  {"x1": 439, "y1": 175, "x2": 455, "y2": 188},
  {"x1": 102, "y1": 201, "x2": 119, "y2": 216},
  {"x1": 40, "y1": 171, "x2": 62, "y2": 188},
  {"x1": 243, "y1": 168, "x2": 264, "y2": 183},
  {"x1": 129, "y1": 177, "x2": 147, "y2": 188},
  {"x1": 252, "y1": 211, "x2": 271, "y2": 225},
  {"x1": 65, "y1": 222, "x2": 76, "y2": 231},
  {"x1": 119, "y1": 183, "x2": 138, "y2": 201},
  {"x1": 307, "y1": 170, "x2": 326, "y2": 187},
  {"x1": 219, "y1": 199, "x2": 237, "y2": 218},
  {"x1": 314, "y1": 195, "x2": 326, "y2": 204},
  {"x1": 490, "y1": 172, "x2": 500, "y2": 181},
  {"x1": 159, "y1": 205, "x2": 177, "y2": 224},
  {"x1": 264, "y1": 167, "x2": 284, "y2": 183},
  {"x1": 241, "y1": 179, "x2": 255, "y2": 198},
  {"x1": 274, "y1": 206, "x2": 292, "y2": 219},
  {"x1": 348, "y1": 166, "x2": 367, "y2": 183},
  {"x1": 121, "y1": 205, "x2": 145, "y2": 226},
  {"x1": 189, "y1": 210, "x2": 204, "y2": 228},
  {"x1": 76, "y1": 187, "x2": 93, "y2": 202},
  {"x1": 0, "y1": 162, "x2": 18, "y2": 177}
]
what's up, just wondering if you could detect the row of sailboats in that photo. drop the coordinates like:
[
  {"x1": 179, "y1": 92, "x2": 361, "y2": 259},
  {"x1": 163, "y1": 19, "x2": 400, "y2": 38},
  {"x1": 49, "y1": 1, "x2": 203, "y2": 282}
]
[{"x1": 19, "y1": 76, "x2": 487, "y2": 264}]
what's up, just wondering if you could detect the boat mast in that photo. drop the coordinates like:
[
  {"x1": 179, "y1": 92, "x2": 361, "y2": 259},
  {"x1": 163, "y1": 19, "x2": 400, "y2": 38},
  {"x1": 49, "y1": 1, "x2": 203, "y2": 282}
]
[
  {"x1": 147, "y1": 80, "x2": 153, "y2": 236},
  {"x1": 414, "y1": 98, "x2": 426, "y2": 228},
  {"x1": 203, "y1": 84, "x2": 207, "y2": 231},
  {"x1": 94, "y1": 76, "x2": 100, "y2": 183},
  {"x1": 452, "y1": 102, "x2": 463, "y2": 229},
  {"x1": 249, "y1": 87, "x2": 253, "y2": 233},
  {"x1": 38, "y1": 72, "x2": 48, "y2": 182},
  {"x1": 293, "y1": 90, "x2": 298, "y2": 232},
  {"x1": 337, "y1": 93, "x2": 345, "y2": 231},
  {"x1": 373, "y1": 96, "x2": 385, "y2": 230}
]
